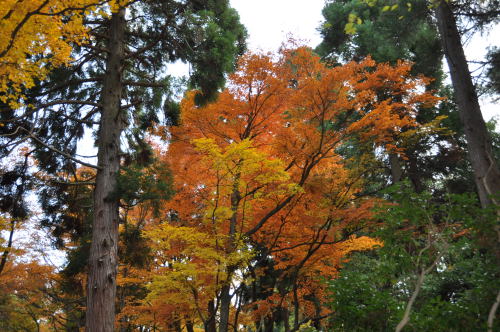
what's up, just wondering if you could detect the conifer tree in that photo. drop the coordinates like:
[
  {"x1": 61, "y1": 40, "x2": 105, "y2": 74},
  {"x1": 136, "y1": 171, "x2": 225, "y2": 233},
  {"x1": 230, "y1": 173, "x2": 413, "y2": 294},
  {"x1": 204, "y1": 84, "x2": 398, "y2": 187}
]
[
  {"x1": 1, "y1": 0, "x2": 246, "y2": 330},
  {"x1": 317, "y1": 0, "x2": 450, "y2": 192},
  {"x1": 318, "y1": 0, "x2": 500, "y2": 205},
  {"x1": 434, "y1": 0, "x2": 500, "y2": 207}
]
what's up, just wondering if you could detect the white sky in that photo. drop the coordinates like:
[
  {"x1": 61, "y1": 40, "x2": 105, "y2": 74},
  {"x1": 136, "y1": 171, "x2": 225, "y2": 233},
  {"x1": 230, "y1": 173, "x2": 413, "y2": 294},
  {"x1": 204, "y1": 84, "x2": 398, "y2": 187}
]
[{"x1": 230, "y1": 0, "x2": 324, "y2": 51}]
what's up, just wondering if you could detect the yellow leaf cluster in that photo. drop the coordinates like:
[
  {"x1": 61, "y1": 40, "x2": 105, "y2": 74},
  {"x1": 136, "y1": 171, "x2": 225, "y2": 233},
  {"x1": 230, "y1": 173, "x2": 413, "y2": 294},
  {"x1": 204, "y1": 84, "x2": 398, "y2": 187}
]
[{"x1": 0, "y1": 0, "x2": 130, "y2": 107}]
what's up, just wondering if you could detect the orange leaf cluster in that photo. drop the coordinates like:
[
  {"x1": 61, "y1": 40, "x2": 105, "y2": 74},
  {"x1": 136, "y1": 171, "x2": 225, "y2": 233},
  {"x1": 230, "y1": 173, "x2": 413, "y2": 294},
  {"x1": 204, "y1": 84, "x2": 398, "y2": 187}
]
[{"x1": 126, "y1": 45, "x2": 439, "y2": 329}]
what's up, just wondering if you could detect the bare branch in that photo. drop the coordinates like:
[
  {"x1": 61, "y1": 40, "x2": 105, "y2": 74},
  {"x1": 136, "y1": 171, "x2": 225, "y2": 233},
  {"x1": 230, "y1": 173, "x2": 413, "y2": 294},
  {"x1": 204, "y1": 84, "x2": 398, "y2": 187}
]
[
  {"x1": 122, "y1": 80, "x2": 166, "y2": 88},
  {"x1": 36, "y1": 100, "x2": 102, "y2": 109},
  {"x1": 488, "y1": 290, "x2": 500, "y2": 332},
  {"x1": 22, "y1": 128, "x2": 101, "y2": 170}
]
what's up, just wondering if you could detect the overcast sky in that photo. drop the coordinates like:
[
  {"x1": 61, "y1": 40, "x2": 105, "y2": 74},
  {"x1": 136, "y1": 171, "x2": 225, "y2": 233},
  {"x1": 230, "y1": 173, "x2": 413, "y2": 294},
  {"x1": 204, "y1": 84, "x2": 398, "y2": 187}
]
[{"x1": 230, "y1": 0, "x2": 324, "y2": 51}]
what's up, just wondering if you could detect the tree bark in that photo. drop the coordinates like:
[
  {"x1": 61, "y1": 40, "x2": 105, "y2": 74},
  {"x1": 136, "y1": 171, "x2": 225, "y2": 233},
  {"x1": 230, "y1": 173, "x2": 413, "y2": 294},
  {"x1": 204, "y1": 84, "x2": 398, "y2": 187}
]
[
  {"x1": 283, "y1": 307, "x2": 290, "y2": 332},
  {"x1": 389, "y1": 153, "x2": 403, "y2": 184},
  {"x1": 435, "y1": 0, "x2": 500, "y2": 207},
  {"x1": 205, "y1": 300, "x2": 217, "y2": 332},
  {"x1": 0, "y1": 219, "x2": 15, "y2": 275},
  {"x1": 186, "y1": 319, "x2": 195, "y2": 332},
  {"x1": 219, "y1": 283, "x2": 232, "y2": 332},
  {"x1": 219, "y1": 179, "x2": 241, "y2": 332},
  {"x1": 293, "y1": 282, "x2": 299, "y2": 330},
  {"x1": 85, "y1": 8, "x2": 125, "y2": 332}
]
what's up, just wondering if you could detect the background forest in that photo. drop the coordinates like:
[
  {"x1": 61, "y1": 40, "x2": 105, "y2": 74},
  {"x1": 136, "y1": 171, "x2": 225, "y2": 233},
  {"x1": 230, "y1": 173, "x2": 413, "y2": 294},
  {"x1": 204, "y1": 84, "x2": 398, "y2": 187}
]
[{"x1": 0, "y1": 0, "x2": 499, "y2": 331}]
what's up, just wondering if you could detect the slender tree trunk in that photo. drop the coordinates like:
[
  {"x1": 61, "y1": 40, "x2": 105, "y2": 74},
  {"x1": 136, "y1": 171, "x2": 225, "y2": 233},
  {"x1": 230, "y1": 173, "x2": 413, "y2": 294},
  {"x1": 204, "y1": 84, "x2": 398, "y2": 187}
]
[
  {"x1": 435, "y1": 0, "x2": 500, "y2": 207},
  {"x1": 311, "y1": 294, "x2": 322, "y2": 330},
  {"x1": 488, "y1": 290, "x2": 500, "y2": 332},
  {"x1": 205, "y1": 300, "x2": 217, "y2": 332},
  {"x1": 283, "y1": 307, "x2": 290, "y2": 332},
  {"x1": 389, "y1": 153, "x2": 403, "y2": 184},
  {"x1": 0, "y1": 219, "x2": 15, "y2": 275},
  {"x1": 293, "y1": 283, "x2": 299, "y2": 330},
  {"x1": 219, "y1": 180, "x2": 241, "y2": 332},
  {"x1": 204, "y1": 301, "x2": 217, "y2": 332},
  {"x1": 264, "y1": 316, "x2": 274, "y2": 332},
  {"x1": 219, "y1": 283, "x2": 232, "y2": 332},
  {"x1": 186, "y1": 319, "x2": 195, "y2": 332},
  {"x1": 85, "y1": 8, "x2": 125, "y2": 332},
  {"x1": 407, "y1": 151, "x2": 423, "y2": 193}
]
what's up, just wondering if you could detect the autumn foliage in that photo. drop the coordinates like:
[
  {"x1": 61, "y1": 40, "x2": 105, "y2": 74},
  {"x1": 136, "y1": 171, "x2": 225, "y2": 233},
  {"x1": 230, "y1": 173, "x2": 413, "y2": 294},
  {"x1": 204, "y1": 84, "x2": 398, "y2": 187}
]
[
  {"x1": 116, "y1": 46, "x2": 440, "y2": 330},
  {"x1": 0, "y1": 0, "x2": 128, "y2": 106}
]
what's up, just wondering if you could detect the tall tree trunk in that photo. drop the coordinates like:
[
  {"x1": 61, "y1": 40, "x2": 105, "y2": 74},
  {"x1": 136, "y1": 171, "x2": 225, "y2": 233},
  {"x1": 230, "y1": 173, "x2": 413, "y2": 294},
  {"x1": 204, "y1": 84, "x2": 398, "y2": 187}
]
[
  {"x1": 219, "y1": 283, "x2": 232, "y2": 332},
  {"x1": 85, "y1": 8, "x2": 126, "y2": 332},
  {"x1": 435, "y1": 0, "x2": 500, "y2": 207},
  {"x1": 407, "y1": 151, "x2": 424, "y2": 193},
  {"x1": 293, "y1": 282, "x2": 300, "y2": 330},
  {"x1": 283, "y1": 307, "x2": 290, "y2": 332},
  {"x1": 264, "y1": 314, "x2": 274, "y2": 332}
]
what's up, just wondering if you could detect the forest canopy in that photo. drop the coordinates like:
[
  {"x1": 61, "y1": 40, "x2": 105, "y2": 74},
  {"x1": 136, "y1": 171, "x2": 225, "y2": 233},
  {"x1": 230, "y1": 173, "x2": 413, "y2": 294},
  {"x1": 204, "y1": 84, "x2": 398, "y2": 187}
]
[{"x1": 0, "y1": 0, "x2": 499, "y2": 331}]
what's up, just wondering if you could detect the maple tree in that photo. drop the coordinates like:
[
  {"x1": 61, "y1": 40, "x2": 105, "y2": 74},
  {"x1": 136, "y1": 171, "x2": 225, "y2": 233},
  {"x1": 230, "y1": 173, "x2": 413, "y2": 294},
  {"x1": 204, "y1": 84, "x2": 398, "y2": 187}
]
[
  {"x1": 0, "y1": 0, "x2": 123, "y2": 106},
  {"x1": 1, "y1": 1, "x2": 497, "y2": 330},
  {"x1": 121, "y1": 45, "x2": 441, "y2": 331},
  {"x1": 0, "y1": 213, "x2": 64, "y2": 331}
]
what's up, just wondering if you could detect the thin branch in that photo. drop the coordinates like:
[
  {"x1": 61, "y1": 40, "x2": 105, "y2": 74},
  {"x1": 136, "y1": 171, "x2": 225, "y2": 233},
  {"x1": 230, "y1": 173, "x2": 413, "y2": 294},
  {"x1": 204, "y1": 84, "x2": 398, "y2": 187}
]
[
  {"x1": 22, "y1": 128, "x2": 101, "y2": 170},
  {"x1": 395, "y1": 234, "x2": 447, "y2": 332},
  {"x1": 36, "y1": 100, "x2": 102, "y2": 109},
  {"x1": 123, "y1": 80, "x2": 166, "y2": 88},
  {"x1": 49, "y1": 180, "x2": 96, "y2": 186},
  {"x1": 488, "y1": 290, "x2": 500, "y2": 332}
]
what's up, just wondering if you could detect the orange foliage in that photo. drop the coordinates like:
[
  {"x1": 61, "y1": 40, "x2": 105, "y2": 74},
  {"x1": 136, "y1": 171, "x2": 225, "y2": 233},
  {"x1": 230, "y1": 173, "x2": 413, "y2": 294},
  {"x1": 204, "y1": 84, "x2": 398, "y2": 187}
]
[
  {"x1": 127, "y1": 45, "x2": 439, "y2": 329},
  {"x1": 0, "y1": 222, "x2": 62, "y2": 330}
]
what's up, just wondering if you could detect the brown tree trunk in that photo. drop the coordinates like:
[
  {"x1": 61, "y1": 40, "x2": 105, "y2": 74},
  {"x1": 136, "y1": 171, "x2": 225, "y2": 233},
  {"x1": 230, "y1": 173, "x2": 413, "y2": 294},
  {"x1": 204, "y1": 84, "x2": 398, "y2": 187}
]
[
  {"x1": 85, "y1": 8, "x2": 126, "y2": 332},
  {"x1": 407, "y1": 151, "x2": 424, "y2": 193},
  {"x1": 219, "y1": 283, "x2": 232, "y2": 332},
  {"x1": 205, "y1": 300, "x2": 217, "y2": 332},
  {"x1": 219, "y1": 180, "x2": 241, "y2": 332},
  {"x1": 186, "y1": 319, "x2": 195, "y2": 332},
  {"x1": 436, "y1": 0, "x2": 500, "y2": 207},
  {"x1": 264, "y1": 315, "x2": 274, "y2": 332},
  {"x1": 283, "y1": 307, "x2": 290, "y2": 332},
  {"x1": 293, "y1": 282, "x2": 300, "y2": 330},
  {"x1": 389, "y1": 153, "x2": 403, "y2": 184},
  {"x1": 0, "y1": 219, "x2": 15, "y2": 275}
]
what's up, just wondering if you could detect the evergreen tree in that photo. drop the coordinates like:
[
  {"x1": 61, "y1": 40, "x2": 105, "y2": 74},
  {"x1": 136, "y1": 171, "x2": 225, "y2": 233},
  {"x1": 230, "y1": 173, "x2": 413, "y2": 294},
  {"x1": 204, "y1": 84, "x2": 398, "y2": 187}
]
[
  {"x1": 316, "y1": 0, "x2": 454, "y2": 193},
  {"x1": 1, "y1": 0, "x2": 246, "y2": 330},
  {"x1": 434, "y1": 0, "x2": 500, "y2": 208}
]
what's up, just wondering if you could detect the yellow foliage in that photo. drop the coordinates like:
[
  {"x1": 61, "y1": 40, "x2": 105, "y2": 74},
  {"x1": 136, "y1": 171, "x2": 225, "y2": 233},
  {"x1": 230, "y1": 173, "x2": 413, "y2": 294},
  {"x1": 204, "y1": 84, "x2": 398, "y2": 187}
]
[
  {"x1": 130, "y1": 45, "x2": 441, "y2": 328},
  {"x1": 0, "y1": 0, "x2": 131, "y2": 107}
]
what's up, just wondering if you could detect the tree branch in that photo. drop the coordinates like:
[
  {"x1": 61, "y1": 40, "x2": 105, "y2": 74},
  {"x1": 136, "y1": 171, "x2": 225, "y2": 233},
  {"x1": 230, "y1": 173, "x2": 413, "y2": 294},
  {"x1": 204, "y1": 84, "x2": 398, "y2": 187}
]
[{"x1": 22, "y1": 128, "x2": 101, "y2": 170}]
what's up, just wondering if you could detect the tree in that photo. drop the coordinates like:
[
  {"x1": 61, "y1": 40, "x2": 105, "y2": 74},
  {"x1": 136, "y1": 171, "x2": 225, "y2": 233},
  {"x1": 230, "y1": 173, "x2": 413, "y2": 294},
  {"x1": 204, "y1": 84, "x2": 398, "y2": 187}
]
[
  {"x1": 0, "y1": 0, "x2": 115, "y2": 106},
  {"x1": 316, "y1": 0, "x2": 460, "y2": 194},
  {"x1": 0, "y1": 212, "x2": 64, "y2": 331},
  {"x1": 325, "y1": 185, "x2": 500, "y2": 331},
  {"x1": 132, "y1": 46, "x2": 440, "y2": 331},
  {"x1": 320, "y1": 0, "x2": 500, "y2": 206},
  {"x1": 0, "y1": 0, "x2": 246, "y2": 330},
  {"x1": 434, "y1": 0, "x2": 500, "y2": 208}
]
